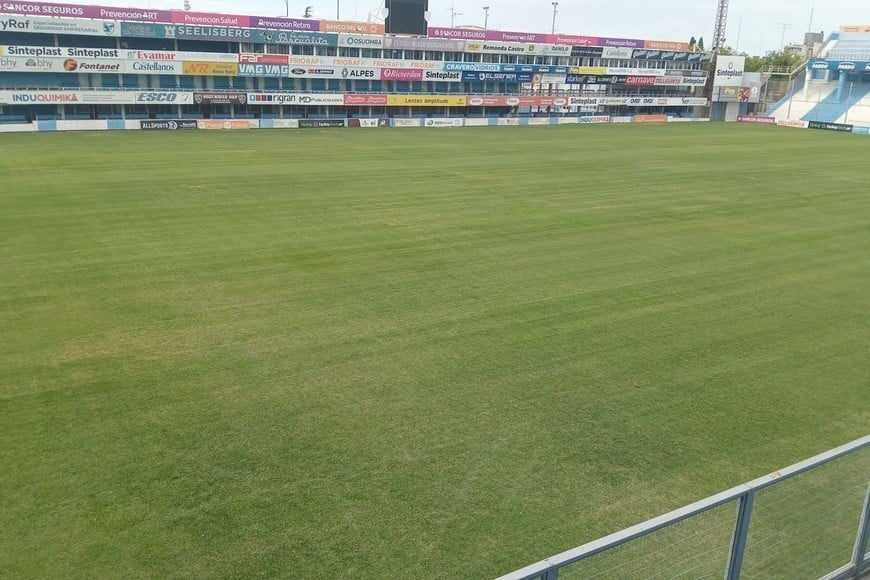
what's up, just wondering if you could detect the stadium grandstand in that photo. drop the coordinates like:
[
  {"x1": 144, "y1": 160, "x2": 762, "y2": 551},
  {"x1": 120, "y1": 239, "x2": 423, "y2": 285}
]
[
  {"x1": 0, "y1": 0, "x2": 712, "y2": 129},
  {"x1": 766, "y1": 25, "x2": 870, "y2": 131}
]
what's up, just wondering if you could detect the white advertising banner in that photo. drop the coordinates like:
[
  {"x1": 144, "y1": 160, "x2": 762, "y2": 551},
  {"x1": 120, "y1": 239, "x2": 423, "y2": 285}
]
[
  {"x1": 607, "y1": 67, "x2": 668, "y2": 76},
  {"x1": 124, "y1": 60, "x2": 183, "y2": 74},
  {"x1": 124, "y1": 49, "x2": 239, "y2": 62},
  {"x1": 246, "y1": 93, "x2": 345, "y2": 105},
  {"x1": 0, "y1": 15, "x2": 120, "y2": 36},
  {"x1": 464, "y1": 41, "x2": 540, "y2": 55},
  {"x1": 134, "y1": 91, "x2": 194, "y2": 104},
  {"x1": 287, "y1": 66, "x2": 380, "y2": 80},
  {"x1": 714, "y1": 55, "x2": 746, "y2": 87},
  {"x1": 569, "y1": 96, "x2": 708, "y2": 107},
  {"x1": 601, "y1": 47, "x2": 634, "y2": 59},
  {"x1": 0, "y1": 90, "x2": 137, "y2": 104},
  {"x1": 1, "y1": 46, "x2": 121, "y2": 59},
  {"x1": 422, "y1": 70, "x2": 462, "y2": 82},
  {"x1": 0, "y1": 56, "x2": 121, "y2": 73},
  {"x1": 337, "y1": 34, "x2": 384, "y2": 49}
]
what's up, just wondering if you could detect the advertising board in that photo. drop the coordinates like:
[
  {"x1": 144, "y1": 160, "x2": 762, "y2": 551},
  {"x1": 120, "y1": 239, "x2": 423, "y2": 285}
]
[
  {"x1": 343, "y1": 94, "x2": 388, "y2": 106},
  {"x1": 298, "y1": 119, "x2": 346, "y2": 128},
  {"x1": 714, "y1": 55, "x2": 746, "y2": 87},
  {"x1": 193, "y1": 92, "x2": 247, "y2": 105},
  {"x1": 247, "y1": 93, "x2": 345, "y2": 105},
  {"x1": 808, "y1": 120, "x2": 854, "y2": 132},
  {"x1": 197, "y1": 120, "x2": 254, "y2": 130},
  {"x1": 141, "y1": 119, "x2": 198, "y2": 130},
  {"x1": 134, "y1": 91, "x2": 193, "y2": 104},
  {"x1": 0, "y1": 14, "x2": 119, "y2": 36},
  {"x1": 182, "y1": 61, "x2": 238, "y2": 76},
  {"x1": 737, "y1": 115, "x2": 776, "y2": 124},
  {"x1": 386, "y1": 95, "x2": 467, "y2": 107}
]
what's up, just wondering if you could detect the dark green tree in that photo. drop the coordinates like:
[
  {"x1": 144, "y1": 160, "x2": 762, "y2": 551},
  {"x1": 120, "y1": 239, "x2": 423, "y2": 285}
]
[{"x1": 698, "y1": 37, "x2": 705, "y2": 52}]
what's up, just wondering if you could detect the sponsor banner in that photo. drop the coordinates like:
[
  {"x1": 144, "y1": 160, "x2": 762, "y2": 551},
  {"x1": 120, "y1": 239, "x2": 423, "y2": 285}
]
[
  {"x1": 319, "y1": 19, "x2": 383, "y2": 35},
  {"x1": 555, "y1": 34, "x2": 598, "y2": 47},
  {"x1": 579, "y1": 115, "x2": 611, "y2": 124},
  {"x1": 571, "y1": 46, "x2": 604, "y2": 58},
  {"x1": 601, "y1": 47, "x2": 633, "y2": 59},
  {"x1": 183, "y1": 61, "x2": 238, "y2": 76},
  {"x1": 569, "y1": 96, "x2": 707, "y2": 107},
  {"x1": 737, "y1": 115, "x2": 776, "y2": 124},
  {"x1": 288, "y1": 66, "x2": 379, "y2": 80},
  {"x1": 386, "y1": 95, "x2": 467, "y2": 107},
  {"x1": 338, "y1": 34, "x2": 384, "y2": 49},
  {"x1": 239, "y1": 63, "x2": 289, "y2": 77},
  {"x1": 851, "y1": 125, "x2": 870, "y2": 134},
  {"x1": 739, "y1": 83, "x2": 761, "y2": 104},
  {"x1": 255, "y1": 30, "x2": 339, "y2": 46},
  {"x1": 124, "y1": 60, "x2": 182, "y2": 74},
  {"x1": 0, "y1": 90, "x2": 137, "y2": 104},
  {"x1": 644, "y1": 40, "x2": 690, "y2": 51},
  {"x1": 808, "y1": 120, "x2": 854, "y2": 132},
  {"x1": 465, "y1": 41, "x2": 541, "y2": 55},
  {"x1": 566, "y1": 75, "x2": 626, "y2": 85},
  {"x1": 393, "y1": 118, "x2": 422, "y2": 127},
  {"x1": 343, "y1": 94, "x2": 388, "y2": 106},
  {"x1": 171, "y1": 11, "x2": 250, "y2": 27},
  {"x1": 2, "y1": 46, "x2": 120, "y2": 59},
  {"x1": 141, "y1": 119, "x2": 198, "y2": 130},
  {"x1": 607, "y1": 67, "x2": 667, "y2": 76},
  {"x1": 570, "y1": 66, "x2": 608, "y2": 75},
  {"x1": 135, "y1": 91, "x2": 193, "y2": 104},
  {"x1": 194, "y1": 92, "x2": 247, "y2": 105},
  {"x1": 466, "y1": 95, "x2": 569, "y2": 107},
  {"x1": 599, "y1": 37, "x2": 644, "y2": 48},
  {"x1": 383, "y1": 36, "x2": 465, "y2": 51},
  {"x1": 424, "y1": 118, "x2": 463, "y2": 127},
  {"x1": 423, "y1": 70, "x2": 462, "y2": 82},
  {"x1": 840, "y1": 25, "x2": 870, "y2": 33},
  {"x1": 0, "y1": 14, "x2": 119, "y2": 36},
  {"x1": 250, "y1": 16, "x2": 319, "y2": 31},
  {"x1": 197, "y1": 119, "x2": 254, "y2": 130},
  {"x1": 271, "y1": 119, "x2": 300, "y2": 128},
  {"x1": 239, "y1": 53, "x2": 290, "y2": 65},
  {"x1": 247, "y1": 93, "x2": 345, "y2": 105},
  {"x1": 125, "y1": 23, "x2": 339, "y2": 46},
  {"x1": 658, "y1": 76, "x2": 707, "y2": 86},
  {"x1": 714, "y1": 55, "x2": 745, "y2": 87},
  {"x1": 443, "y1": 62, "x2": 566, "y2": 74},
  {"x1": 461, "y1": 71, "x2": 534, "y2": 83},
  {"x1": 0, "y1": 1, "x2": 170, "y2": 22},
  {"x1": 6, "y1": 57, "x2": 122, "y2": 72},
  {"x1": 123, "y1": 49, "x2": 238, "y2": 62},
  {"x1": 428, "y1": 26, "x2": 553, "y2": 44},
  {"x1": 635, "y1": 114, "x2": 668, "y2": 123},
  {"x1": 776, "y1": 119, "x2": 809, "y2": 129},
  {"x1": 381, "y1": 68, "x2": 423, "y2": 81},
  {"x1": 626, "y1": 76, "x2": 657, "y2": 86},
  {"x1": 536, "y1": 73, "x2": 567, "y2": 84},
  {"x1": 298, "y1": 119, "x2": 346, "y2": 128}
]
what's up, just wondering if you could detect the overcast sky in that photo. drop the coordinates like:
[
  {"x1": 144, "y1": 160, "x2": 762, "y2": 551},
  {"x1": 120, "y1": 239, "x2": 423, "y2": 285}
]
[{"x1": 49, "y1": 0, "x2": 870, "y2": 55}]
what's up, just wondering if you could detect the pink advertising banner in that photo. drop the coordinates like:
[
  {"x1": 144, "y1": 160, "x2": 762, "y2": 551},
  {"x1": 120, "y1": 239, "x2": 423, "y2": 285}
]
[
  {"x1": 0, "y1": 1, "x2": 171, "y2": 21},
  {"x1": 170, "y1": 10, "x2": 251, "y2": 27},
  {"x1": 380, "y1": 68, "x2": 423, "y2": 82},
  {"x1": 0, "y1": 1, "x2": 320, "y2": 30},
  {"x1": 552, "y1": 34, "x2": 599, "y2": 47},
  {"x1": 428, "y1": 27, "x2": 555, "y2": 44}
]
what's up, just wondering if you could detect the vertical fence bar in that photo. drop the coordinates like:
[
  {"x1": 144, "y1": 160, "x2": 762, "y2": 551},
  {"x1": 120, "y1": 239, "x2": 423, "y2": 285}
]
[
  {"x1": 853, "y1": 482, "x2": 870, "y2": 576},
  {"x1": 543, "y1": 569, "x2": 559, "y2": 580},
  {"x1": 725, "y1": 491, "x2": 755, "y2": 580}
]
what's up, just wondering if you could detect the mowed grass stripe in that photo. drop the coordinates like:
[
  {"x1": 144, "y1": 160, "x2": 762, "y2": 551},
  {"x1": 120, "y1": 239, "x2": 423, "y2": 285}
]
[{"x1": 0, "y1": 124, "x2": 868, "y2": 578}]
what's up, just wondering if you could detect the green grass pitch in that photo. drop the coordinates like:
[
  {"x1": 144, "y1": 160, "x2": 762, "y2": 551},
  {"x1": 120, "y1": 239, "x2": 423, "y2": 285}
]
[{"x1": 1, "y1": 124, "x2": 868, "y2": 578}]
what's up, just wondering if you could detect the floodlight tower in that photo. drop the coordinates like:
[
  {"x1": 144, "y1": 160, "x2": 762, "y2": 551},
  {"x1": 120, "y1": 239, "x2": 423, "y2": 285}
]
[{"x1": 712, "y1": 0, "x2": 729, "y2": 52}]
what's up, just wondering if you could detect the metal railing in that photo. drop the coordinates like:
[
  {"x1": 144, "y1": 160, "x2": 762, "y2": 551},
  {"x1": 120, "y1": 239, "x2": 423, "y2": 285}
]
[{"x1": 498, "y1": 435, "x2": 870, "y2": 580}]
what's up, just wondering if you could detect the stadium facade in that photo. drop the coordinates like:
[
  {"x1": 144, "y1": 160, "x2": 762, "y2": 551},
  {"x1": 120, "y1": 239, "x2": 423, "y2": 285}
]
[{"x1": 0, "y1": 1, "x2": 713, "y2": 128}]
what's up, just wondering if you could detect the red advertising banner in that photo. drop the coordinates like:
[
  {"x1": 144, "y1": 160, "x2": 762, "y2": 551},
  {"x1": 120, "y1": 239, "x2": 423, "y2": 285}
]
[
  {"x1": 239, "y1": 54, "x2": 290, "y2": 65},
  {"x1": 344, "y1": 94, "x2": 388, "y2": 106}
]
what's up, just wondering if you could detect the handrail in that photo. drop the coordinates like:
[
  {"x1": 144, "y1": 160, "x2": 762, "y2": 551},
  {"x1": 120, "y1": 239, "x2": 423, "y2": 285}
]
[{"x1": 498, "y1": 435, "x2": 870, "y2": 580}]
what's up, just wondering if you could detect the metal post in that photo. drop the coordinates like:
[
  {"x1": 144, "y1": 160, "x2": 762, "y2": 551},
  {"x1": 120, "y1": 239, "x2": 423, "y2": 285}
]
[
  {"x1": 336, "y1": 0, "x2": 340, "y2": 20},
  {"x1": 852, "y1": 483, "x2": 870, "y2": 577},
  {"x1": 787, "y1": 77, "x2": 794, "y2": 118},
  {"x1": 483, "y1": 6, "x2": 490, "y2": 29},
  {"x1": 725, "y1": 491, "x2": 755, "y2": 580},
  {"x1": 845, "y1": 82, "x2": 853, "y2": 124},
  {"x1": 550, "y1": 2, "x2": 558, "y2": 34}
]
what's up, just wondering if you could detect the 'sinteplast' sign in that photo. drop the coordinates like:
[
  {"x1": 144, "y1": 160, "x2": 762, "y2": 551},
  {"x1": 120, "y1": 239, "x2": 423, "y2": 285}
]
[{"x1": 714, "y1": 55, "x2": 745, "y2": 87}]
